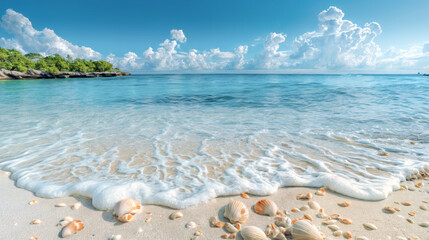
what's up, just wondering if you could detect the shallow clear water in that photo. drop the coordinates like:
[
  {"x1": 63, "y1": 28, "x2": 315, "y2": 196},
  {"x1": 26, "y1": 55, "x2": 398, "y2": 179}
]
[{"x1": 0, "y1": 74, "x2": 428, "y2": 209}]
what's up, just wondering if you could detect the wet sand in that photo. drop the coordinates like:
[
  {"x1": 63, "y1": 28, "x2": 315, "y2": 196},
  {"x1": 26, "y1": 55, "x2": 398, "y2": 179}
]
[{"x1": 1, "y1": 170, "x2": 428, "y2": 240}]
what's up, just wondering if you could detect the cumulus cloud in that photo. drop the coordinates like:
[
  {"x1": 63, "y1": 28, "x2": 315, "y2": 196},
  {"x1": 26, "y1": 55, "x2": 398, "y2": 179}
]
[
  {"x1": 0, "y1": 9, "x2": 101, "y2": 59},
  {"x1": 1, "y1": 7, "x2": 428, "y2": 72},
  {"x1": 170, "y1": 29, "x2": 187, "y2": 43},
  {"x1": 288, "y1": 6, "x2": 382, "y2": 69}
]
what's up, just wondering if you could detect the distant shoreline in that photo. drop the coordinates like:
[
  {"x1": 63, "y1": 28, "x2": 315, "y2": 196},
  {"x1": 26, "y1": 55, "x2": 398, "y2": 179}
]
[{"x1": 0, "y1": 68, "x2": 130, "y2": 80}]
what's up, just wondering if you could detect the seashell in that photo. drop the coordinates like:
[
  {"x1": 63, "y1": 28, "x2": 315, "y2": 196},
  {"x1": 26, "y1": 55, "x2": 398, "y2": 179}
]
[
  {"x1": 283, "y1": 210, "x2": 289, "y2": 215},
  {"x1": 378, "y1": 150, "x2": 389, "y2": 156},
  {"x1": 61, "y1": 220, "x2": 84, "y2": 238},
  {"x1": 254, "y1": 199, "x2": 278, "y2": 216},
  {"x1": 343, "y1": 231, "x2": 352, "y2": 239},
  {"x1": 303, "y1": 214, "x2": 313, "y2": 221},
  {"x1": 278, "y1": 227, "x2": 286, "y2": 234},
  {"x1": 399, "y1": 185, "x2": 408, "y2": 190},
  {"x1": 55, "y1": 203, "x2": 67, "y2": 207},
  {"x1": 356, "y1": 237, "x2": 369, "y2": 240},
  {"x1": 224, "y1": 200, "x2": 249, "y2": 223},
  {"x1": 316, "y1": 208, "x2": 328, "y2": 218},
  {"x1": 419, "y1": 205, "x2": 427, "y2": 210},
  {"x1": 62, "y1": 217, "x2": 73, "y2": 222},
  {"x1": 235, "y1": 223, "x2": 241, "y2": 231},
  {"x1": 29, "y1": 200, "x2": 38, "y2": 205},
  {"x1": 31, "y1": 219, "x2": 42, "y2": 225},
  {"x1": 300, "y1": 205, "x2": 309, "y2": 211},
  {"x1": 215, "y1": 222, "x2": 225, "y2": 227},
  {"x1": 137, "y1": 227, "x2": 143, "y2": 233},
  {"x1": 146, "y1": 212, "x2": 152, "y2": 215},
  {"x1": 328, "y1": 224, "x2": 339, "y2": 231},
  {"x1": 186, "y1": 221, "x2": 197, "y2": 229},
  {"x1": 363, "y1": 223, "x2": 377, "y2": 230},
  {"x1": 170, "y1": 211, "x2": 183, "y2": 220},
  {"x1": 296, "y1": 194, "x2": 304, "y2": 200},
  {"x1": 401, "y1": 202, "x2": 412, "y2": 206},
  {"x1": 276, "y1": 210, "x2": 285, "y2": 216},
  {"x1": 265, "y1": 226, "x2": 272, "y2": 237},
  {"x1": 408, "y1": 212, "x2": 416, "y2": 216},
  {"x1": 225, "y1": 222, "x2": 239, "y2": 233},
  {"x1": 383, "y1": 206, "x2": 396, "y2": 213},
  {"x1": 194, "y1": 231, "x2": 203, "y2": 236},
  {"x1": 307, "y1": 201, "x2": 320, "y2": 210},
  {"x1": 291, "y1": 208, "x2": 300, "y2": 212},
  {"x1": 58, "y1": 221, "x2": 69, "y2": 227},
  {"x1": 71, "y1": 202, "x2": 81, "y2": 210},
  {"x1": 394, "y1": 207, "x2": 401, "y2": 212},
  {"x1": 423, "y1": 200, "x2": 429, "y2": 203},
  {"x1": 410, "y1": 141, "x2": 415, "y2": 145},
  {"x1": 274, "y1": 216, "x2": 292, "y2": 229},
  {"x1": 221, "y1": 234, "x2": 229, "y2": 239},
  {"x1": 339, "y1": 218, "x2": 352, "y2": 224},
  {"x1": 145, "y1": 217, "x2": 151, "y2": 223},
  {"x1": 273, "y1": 231, "x2": 286, "y2": 240},
  {"x1": 108, "y1": 235, "x2": 122, "y2": 240},
  {"x1": 415, "y1": 182, "x2": 423, "y2": 188},
  {"x1": 333, "y1": 230, "x2": 342, "y2": 236},
  {"x1": 338, "y1": 202, "x2": 350, "y2": 207},
  {"x1": 406, "y1": 218, "x2": 414, "y2": 223},
  {"x1": 241, "y1": 193, "x2": 250, "y2": 199},
  {"x1": 291, "y1": 220, "x2": 324, "y2": 240},
  {"x1": 29, "y1": 237, "x2": 38, "y2": 240},
  {"x1": 209, "y1": 216, "x2": 218, "y2": 227},
  {"x1": 418, "y1": 222, "x2": 429, "y2": 228},
  {"x1": 306, "y1": 193, "x2": 313, "y2": 200},
  {"x1": 328, "y1": 213, "x2": 340, "y2": 220},
  {"x1": 240, "y1": 226, "x2": 267, "y2": 240},
  {"x1": 315, "y1": 190, "x2": 325, "y2": 196},
  {"x1": 113, "y1": 199, "x2": 142, "y2": 218},
  {"x1": 118, "y1": 213, "x2": 133, "y2": 223},
  {"x1": 322, "y1": 220, "x2": 337, "y2": 225}
]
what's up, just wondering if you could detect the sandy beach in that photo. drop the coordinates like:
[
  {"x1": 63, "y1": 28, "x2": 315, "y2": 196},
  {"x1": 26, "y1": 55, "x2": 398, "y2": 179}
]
[{"x1": 1, "y1": 170, "x2": 427, "y2": 240}]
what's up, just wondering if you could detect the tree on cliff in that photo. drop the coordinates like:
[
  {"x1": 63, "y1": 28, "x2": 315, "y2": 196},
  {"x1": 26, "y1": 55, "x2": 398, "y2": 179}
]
[{"x1": 0, "y1": 47, "x2": 119, "y2": 74}]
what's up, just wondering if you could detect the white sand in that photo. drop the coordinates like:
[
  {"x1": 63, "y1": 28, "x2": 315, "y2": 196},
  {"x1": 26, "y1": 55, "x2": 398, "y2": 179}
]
[{"x1": 1, "y1": 170, "x2": 428, "y2": 240}]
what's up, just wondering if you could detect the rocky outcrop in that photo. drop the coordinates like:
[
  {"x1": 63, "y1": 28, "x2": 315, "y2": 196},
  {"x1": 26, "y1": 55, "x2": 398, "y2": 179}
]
[{"x1": 0, "y1": 68, "x2": 131, "y2": 80}]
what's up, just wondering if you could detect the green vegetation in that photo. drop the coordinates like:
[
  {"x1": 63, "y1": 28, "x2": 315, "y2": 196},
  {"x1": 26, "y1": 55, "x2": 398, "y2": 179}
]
[{"x1": 0, "y1": 48, "x2": 118, "y2": 74}]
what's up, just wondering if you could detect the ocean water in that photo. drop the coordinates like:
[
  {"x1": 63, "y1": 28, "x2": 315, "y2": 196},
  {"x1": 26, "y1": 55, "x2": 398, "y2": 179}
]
[{"x1": 0, "y1": 74, "x2": 428, "y2": 209}]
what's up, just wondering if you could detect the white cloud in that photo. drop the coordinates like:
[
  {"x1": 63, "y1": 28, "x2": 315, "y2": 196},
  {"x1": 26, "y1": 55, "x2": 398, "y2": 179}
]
[
  {"x1": 1, "y1": 7, "x2": 428, "y2": 72},
  {"x1": 170, "y1": 29, "x2": 187, "y2": 43},
  {"x1": 0, "y1": 9, "x2": 101, "y2": 59},
  {"x1": 288, "y1": 6, "x2": 382, "y2": 69}
]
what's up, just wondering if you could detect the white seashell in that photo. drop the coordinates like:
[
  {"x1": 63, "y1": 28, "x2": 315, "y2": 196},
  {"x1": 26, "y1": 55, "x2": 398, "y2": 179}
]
[
  {"x1": 225, "y1": 222, "x2": 239, "y2": 233},
  {"x1": 240, "y1": 226, "x2": 268, "y2": 240},
  {"x1": 274, "y1": 216, "x2": 292, "y2": 229},
  {"x1": 186, "y1": 221, "x2": 197, "y2": 229},
  {"x1": 300, "y1": 205, "x2": 309, "y2": 211},
  {"x1": 333, "y1": 230, "x2": 342, "y2": 236},
  {"x1": 363, "y1": 223, "x2": 377, "y2": 230},
  {"x1": 29, "y1": 200, "x2": 38, "y2": 205},
  {"x1": 308, "y1": 201, "x2": 320, "y2": 210},
  {"x1": 31, "y1": 219, "x2": 42, "y2": 225},
  {"x1": 108, "y1": 235, "x2": 122, "y2": 240},
  {"x1": 327, "y1": 224, "x2": 339, "y2": 231},
  {"x1": 254, "y1": 199, "x2": 278, "y2": 216},
  {"x1": 55, "y1": 203, "x2": 67, "y2": 207},
  {"x1": 137, "y1": 227, "x2": 143, "y2": 233},
  {"x1": 29, "y1": 237, "x2": 38, "y2": 240},
  {"x1": 396, "y1": 237, "x2": 407, "y2": 240},
  {"x1": 418, "y1": 222, "x2": 429, "y2": 228},
  {"x1": 71, "y1": 202, "x2": 81, "y2": 210},
  {"x1": 273, "y1": 231, "x2": 286, "y2": 240},
  {"x1": 58, "y1": 221, "x2": 69, "y2": 227},
  {"x1": 61, "y1": 220, "x2": 84, "y2": 238},
  {"x1": 62, "y1": 217, "x2": 74, "y2": 222},
  {"x1": 113, "y1": 199, "x2": 142, "y2": 218},
  {"x1": 420, "y1": 205, "x2": 428, "y2": 210},
  {"x1": 291, "y1": 220, "x2": 324, "y2": 240},
  {"x1": 224, "y1": 200, "x2": 249, "y2": 223},
  {"x1": 170, "y1": 211, "x2": 183, "y2": 220},
  {"x1": 356, "y1": 237, "x2": 369, "y2": 240},
  {"x1": 322, "y1": 220, "x2": 337, "y2": 225}
]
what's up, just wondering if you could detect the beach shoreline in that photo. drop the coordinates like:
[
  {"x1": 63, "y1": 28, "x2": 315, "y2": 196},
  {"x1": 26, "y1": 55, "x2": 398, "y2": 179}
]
[{"x1": 1, "y1": 170, "x2": 427, "y2": 240}]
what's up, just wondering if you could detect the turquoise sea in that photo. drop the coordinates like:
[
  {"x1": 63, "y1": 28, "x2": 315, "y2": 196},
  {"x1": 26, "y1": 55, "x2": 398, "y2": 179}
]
[{"x1": 0, "y1": 74, "x2": 428, "y2": 209}]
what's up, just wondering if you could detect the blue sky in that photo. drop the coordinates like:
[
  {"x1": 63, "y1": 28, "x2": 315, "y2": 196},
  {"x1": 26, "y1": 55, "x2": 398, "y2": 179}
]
[{"x1": 1, "y1": 0, "x2": 429, "y2": 72}]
